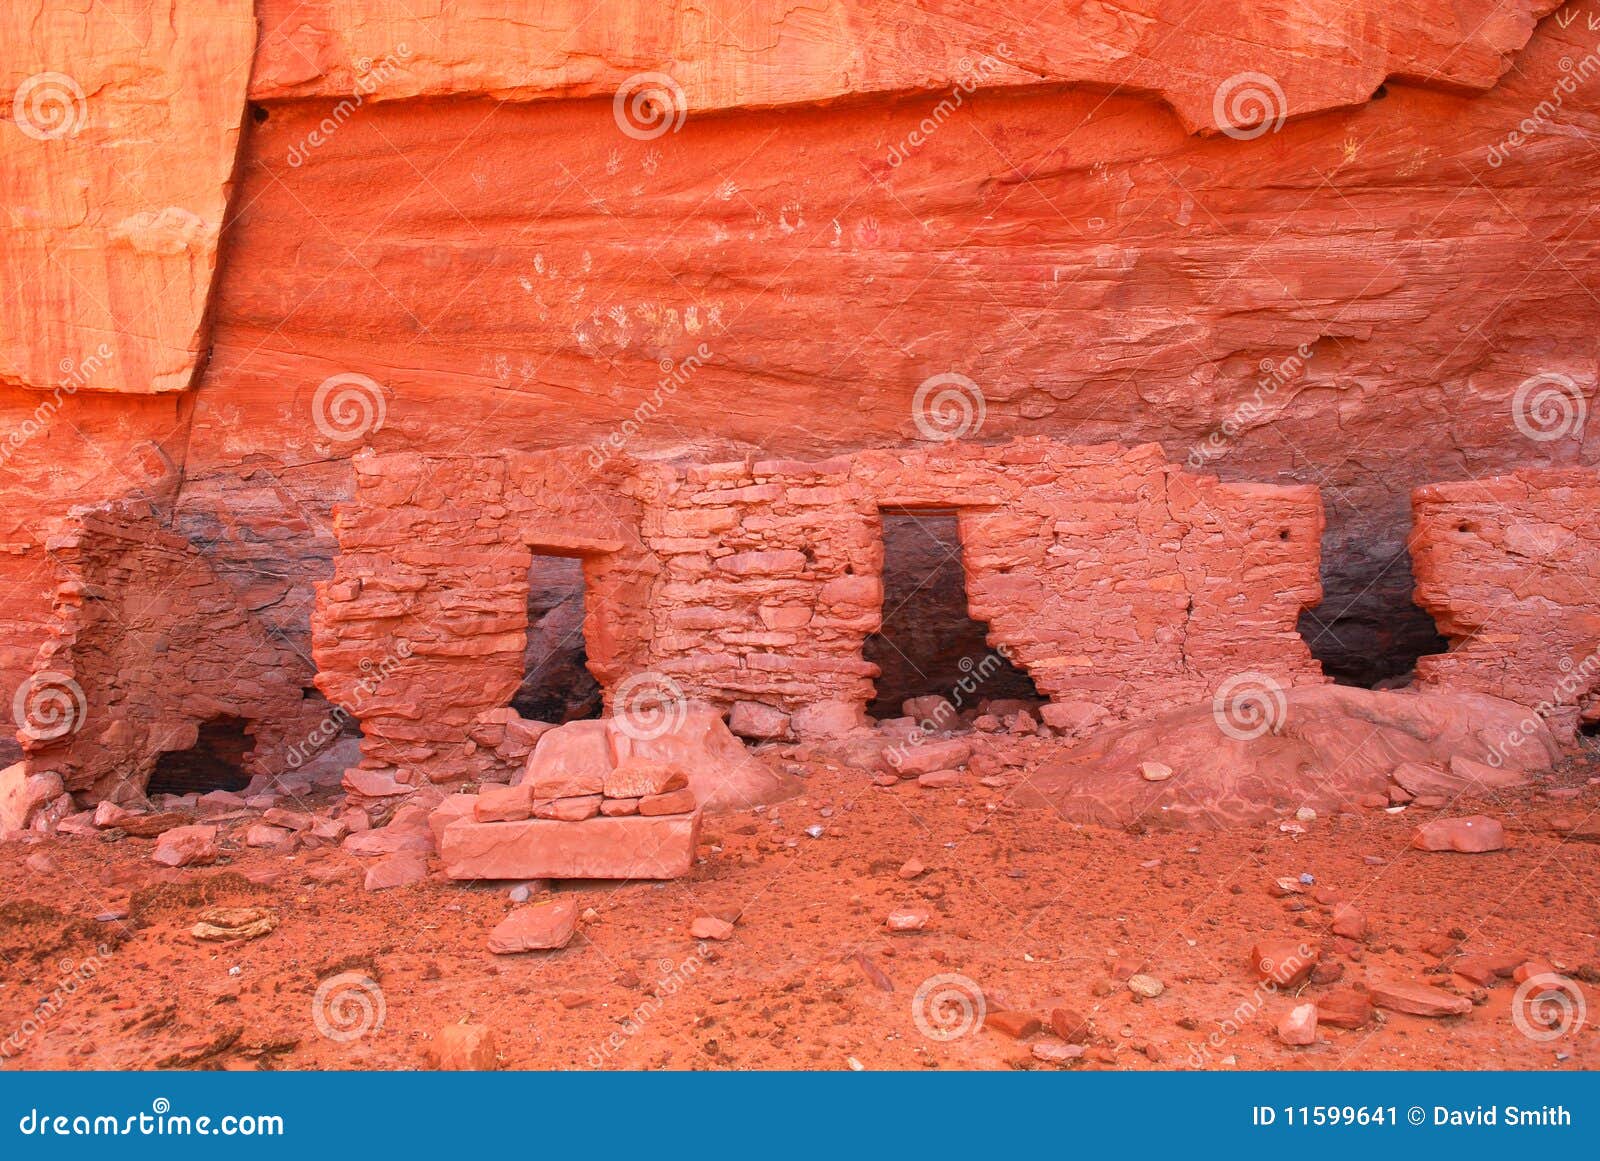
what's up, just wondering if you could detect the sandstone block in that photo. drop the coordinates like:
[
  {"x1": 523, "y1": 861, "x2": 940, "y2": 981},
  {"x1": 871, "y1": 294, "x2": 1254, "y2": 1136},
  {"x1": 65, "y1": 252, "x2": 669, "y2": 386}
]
[
  {"x1": 441, "y1": 812, "x2": 701, "y2": 880},
  {"x1": 603, "y1": 759, "x2": 688, "y2": 799}
]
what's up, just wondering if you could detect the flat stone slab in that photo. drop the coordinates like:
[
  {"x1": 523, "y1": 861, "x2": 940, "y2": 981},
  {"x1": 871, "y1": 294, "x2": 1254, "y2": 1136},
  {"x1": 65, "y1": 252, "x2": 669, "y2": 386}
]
[{"x1": 440, "y1": 811, "x2": 701, "y2": 880}]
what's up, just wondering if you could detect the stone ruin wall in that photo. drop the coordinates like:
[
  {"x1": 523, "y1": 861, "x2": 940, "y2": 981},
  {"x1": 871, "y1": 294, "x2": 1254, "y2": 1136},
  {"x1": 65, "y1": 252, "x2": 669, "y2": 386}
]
[
  {"x1": 17, "y1": 501, "x2": 324, "y2": 802},
  {"x1": 311, "y1": 438, "x2": 1327, "y2": 788},
  {"x1": 311, "y1": 450, "x2": 654, "y2": 785},
  {"x1": 1412, "y1": 468, "x2": 1600, "y2": 732},
  {"x1": 21, "y1": 458, "x2": 1600, "y2": 810}
]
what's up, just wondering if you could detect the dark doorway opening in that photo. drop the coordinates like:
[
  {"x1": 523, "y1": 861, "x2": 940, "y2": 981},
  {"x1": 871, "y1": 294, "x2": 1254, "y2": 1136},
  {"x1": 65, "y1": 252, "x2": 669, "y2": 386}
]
[
  {"x1": 513, "y1": 554, "x2": 603, "y2": 723},
  {"x1": 1296, "y1": 532, "x2": 1449, "y2": 688},
  {"x1": 146, "y1": 716, "x2": 254, "y2": 796},
  {"x1": 864, "y1": 509, "x2": 1041, "y2": 720}
]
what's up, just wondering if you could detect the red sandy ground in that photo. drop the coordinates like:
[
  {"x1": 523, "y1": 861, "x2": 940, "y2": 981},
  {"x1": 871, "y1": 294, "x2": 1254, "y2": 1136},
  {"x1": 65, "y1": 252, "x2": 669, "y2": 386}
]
[{"x1": 2, "y1": 745, "x2": 1598, "y2": 1071}]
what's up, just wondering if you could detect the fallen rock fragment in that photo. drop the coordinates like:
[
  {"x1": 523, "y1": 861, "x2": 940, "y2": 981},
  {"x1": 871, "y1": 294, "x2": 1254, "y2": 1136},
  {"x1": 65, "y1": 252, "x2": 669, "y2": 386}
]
[
  {"x1": 1277, "y1": 1002, "x2": 1318, "y2": 1046},
  {"x1": 488, "y1": 898, "x2": 579, "y2": 954},
  {"x1": 898, "y1": 858, "x2": 925, "y2": 880},
  {"x1": 1410, "y1": 816, "x2": 1506, "y2": 853},
  {"x1": 882, "y1": 738, "x2": 971, "y2": 777},
  {"x1": 1049, "y1": 1007, "x2": 1092, "y2": 1043},
  {"x1": 191, "y1": 906, "x2": 278, "y2": 942},
  {"x1": 1330, "y1": 903, "x2": 1367, "y2": 940},
  {"x1": 1366, "y1": 978, "x2": 1473, "y2": 1017},
  {"x1": 245, "y1": 824, "x2": 293, "y2": 848},
  {"x1": 1127, "y1": 973, "x2": 1164, "y2": 998},
  {"x1": 691, "y1": 916, "x2": 735, "y2": 941},
  {"x1": 983, "y1": 1010, "x2": 1041, "y2": 1039},
  {"x1": 364, "y1": 852, "x2": 428, "y2": 891},
  {"x1": 151, "y1": 824, "x2": 219, "y2": 868},
  {"x1": 1032, "y1": 1041, "x2": 1085, "y2": 1064},
  {"x1": 425, "y1": 1023, "x2": 498, "y2": 1070},
  {"x1": 1250, "y1": 938, "x2": 1318, "y2": 986},
  {"x1": 885, "y1": 908, "x2": 930, "y2": 931},
  {"x1": 1315, "y1": 989, "x2": 1375, "y2": 1029}
]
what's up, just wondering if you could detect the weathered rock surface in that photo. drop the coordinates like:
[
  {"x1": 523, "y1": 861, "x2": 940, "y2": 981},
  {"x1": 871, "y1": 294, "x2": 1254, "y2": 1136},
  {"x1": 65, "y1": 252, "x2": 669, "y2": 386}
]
[
  {"x1": 1018, "y1": 686, "x2": 1556, "y2": 829},
  {"x1": 1, "y1": 1, "x2": 254, "y2": 395}
]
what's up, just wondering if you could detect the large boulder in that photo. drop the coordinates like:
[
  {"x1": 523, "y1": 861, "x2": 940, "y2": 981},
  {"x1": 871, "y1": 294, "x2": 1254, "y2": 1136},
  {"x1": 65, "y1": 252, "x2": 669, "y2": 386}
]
[
  {"x1": 517, "y1": 708, "x2": 796, "y2": 813},
  {"x1": 0, "y1": 763, "x2": 64, "y2": 833}
]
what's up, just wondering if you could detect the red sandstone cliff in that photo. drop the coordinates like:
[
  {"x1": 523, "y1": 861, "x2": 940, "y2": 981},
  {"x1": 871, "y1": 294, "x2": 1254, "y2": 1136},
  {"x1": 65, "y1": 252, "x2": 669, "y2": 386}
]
[{"x1": 3, "y1": 1, "x2": 1597, "y2": 764}]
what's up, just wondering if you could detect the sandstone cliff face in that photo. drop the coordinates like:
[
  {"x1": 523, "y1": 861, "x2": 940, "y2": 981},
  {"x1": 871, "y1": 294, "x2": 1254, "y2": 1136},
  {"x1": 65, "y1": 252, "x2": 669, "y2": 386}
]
[{"x1": 3, "y1": 1, "x2": 1598, "y2": 772}]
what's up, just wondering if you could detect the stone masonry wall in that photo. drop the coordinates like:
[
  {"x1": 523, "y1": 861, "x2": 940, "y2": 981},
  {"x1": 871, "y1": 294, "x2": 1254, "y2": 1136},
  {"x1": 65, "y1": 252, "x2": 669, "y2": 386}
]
[
  {"x1": 1412, "y1": 469, "x2": 1600, "y2": 727},
  {"x1": 311, "y1": 451, "x2": 650, "y2": 785},
  {"x1": 855, "y1": 440, "x2": 1326, "y2": 713},
  {"x1": 315, "y1": 440, "x2": 1326, "y2": 786},
  {"x1": 19, "y1": 501, "x2": 323, "y2": 803}
]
